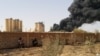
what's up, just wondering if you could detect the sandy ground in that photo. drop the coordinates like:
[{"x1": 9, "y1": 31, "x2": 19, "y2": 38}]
[
  {"x1": 0, "y1": 47, "x2": 42, "y2": 56},
  {"x1": 0, "y1": 43, "x2": 100, "y2": 56}
]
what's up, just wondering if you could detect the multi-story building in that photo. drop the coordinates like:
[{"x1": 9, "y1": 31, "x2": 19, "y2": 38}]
[
  {"x1": 34, "y1": 22, "x2": 45, "y2": 32},
  {"x1": 5, "y1": 18, "x2": 22, "y2": 32}
]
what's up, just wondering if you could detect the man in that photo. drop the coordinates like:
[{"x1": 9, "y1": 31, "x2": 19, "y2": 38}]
[{"x1": 18, "y1": 37, "x2": 24, "y2": 48}]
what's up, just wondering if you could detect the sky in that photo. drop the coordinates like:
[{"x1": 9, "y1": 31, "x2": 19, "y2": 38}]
[
  {"x1": 0, "y1": 0, "x2": 73, "y2": 32},
  {"x1": 79, "y1": 21, "x2": 100, "y2": 33}
]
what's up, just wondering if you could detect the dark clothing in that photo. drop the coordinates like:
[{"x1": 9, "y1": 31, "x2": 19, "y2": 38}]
[{"x1": 32, "y1": 38, "x2": 38, "y2": 46}]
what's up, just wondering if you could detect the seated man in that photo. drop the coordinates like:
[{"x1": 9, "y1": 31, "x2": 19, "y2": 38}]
[
  {"x1": 18, "y1": 37, "x2": 24, "y2": 48},
  {"x1": 32, "y1": 38, "x2": 38, "y2": 47}
]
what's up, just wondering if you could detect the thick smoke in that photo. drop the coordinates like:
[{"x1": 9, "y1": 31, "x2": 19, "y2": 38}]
[{"x1": 51, "y1": 0, "x2": 100, "y2": 32}]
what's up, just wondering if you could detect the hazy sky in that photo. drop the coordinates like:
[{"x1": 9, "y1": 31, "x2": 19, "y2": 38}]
[
  {"x1": 0, "y1": 0, "x2": 73, "y2": 32},
  {"x1": 79, "y1": 21, "x2": 100, "y2": 33}
]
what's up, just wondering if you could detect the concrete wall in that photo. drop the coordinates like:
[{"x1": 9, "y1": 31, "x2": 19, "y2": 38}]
[{"x1": 0, "y1": 32, "x2": 99, "y2": 49}]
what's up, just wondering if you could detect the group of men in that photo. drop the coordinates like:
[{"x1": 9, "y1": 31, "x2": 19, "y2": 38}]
[{"x1": 17, "y1": 37, "x2": 38, "y2": 48}]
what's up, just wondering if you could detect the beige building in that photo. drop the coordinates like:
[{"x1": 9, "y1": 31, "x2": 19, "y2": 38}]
[
  {"x1": 5, "y1": 18, "x2": 22, "y2": 32},
  {"x1": 34, "y1": 22, "x2": 45, "y2": 32}
]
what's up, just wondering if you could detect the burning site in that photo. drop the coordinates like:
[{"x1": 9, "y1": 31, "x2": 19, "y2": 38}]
[
  {"x1": 0, "y1": 0, "x2": 100, "y2": 56},
  {"x1": 51, "y1": 0, "x2": 100, "y2": 32}
]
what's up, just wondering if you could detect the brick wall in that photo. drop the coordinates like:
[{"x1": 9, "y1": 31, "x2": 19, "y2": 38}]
[{"x1": 0, "y1": 32, "x2": 99, "y2": 49}]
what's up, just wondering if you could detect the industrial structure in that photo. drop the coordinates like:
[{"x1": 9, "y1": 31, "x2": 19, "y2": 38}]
[
  {"x1": 5, "y1": 18, "x2": 22, "y2": 32},
  {"x1": 34, "y1": 22, "x2": 45, "y2": 32},
  {"x1": 2, "y1": 18, "x2": 100, "y2": 50}
]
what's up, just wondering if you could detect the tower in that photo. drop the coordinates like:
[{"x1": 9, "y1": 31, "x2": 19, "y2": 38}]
[
  {"x1": 5, "y1": 18, "x2": 13, "y2": 32},
  {"x1": 5, "y1": 18, "x2": 22, "y2": 32},
  {"x1": 34, "y1": 22, "x2": 45, "y2": 32}
]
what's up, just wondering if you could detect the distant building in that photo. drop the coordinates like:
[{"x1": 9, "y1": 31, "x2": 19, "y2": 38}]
[
  {"x1": 34, "y1": 22, "x2": 45, "y2": 32},
  {"x1": 5, "y1": 18, "x2": 22, "y2": 32}
]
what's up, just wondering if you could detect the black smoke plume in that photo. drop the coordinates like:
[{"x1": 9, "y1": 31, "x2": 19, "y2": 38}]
[{"x1": 51, "y1": 0, "x2": 100, "y2": 32}]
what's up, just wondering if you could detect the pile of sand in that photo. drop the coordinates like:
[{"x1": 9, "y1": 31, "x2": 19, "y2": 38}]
[{"x1": 61, "y1": 43, "x2": 100, "y2": 56}]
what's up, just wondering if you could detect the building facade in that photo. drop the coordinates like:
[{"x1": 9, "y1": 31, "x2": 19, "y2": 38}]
[
  {"x1": 34, "y1": 22, "x2": 45, "y2": 32},
  {"x1": 5, "y1": 18, "x2": 22, "y2": 32}
]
